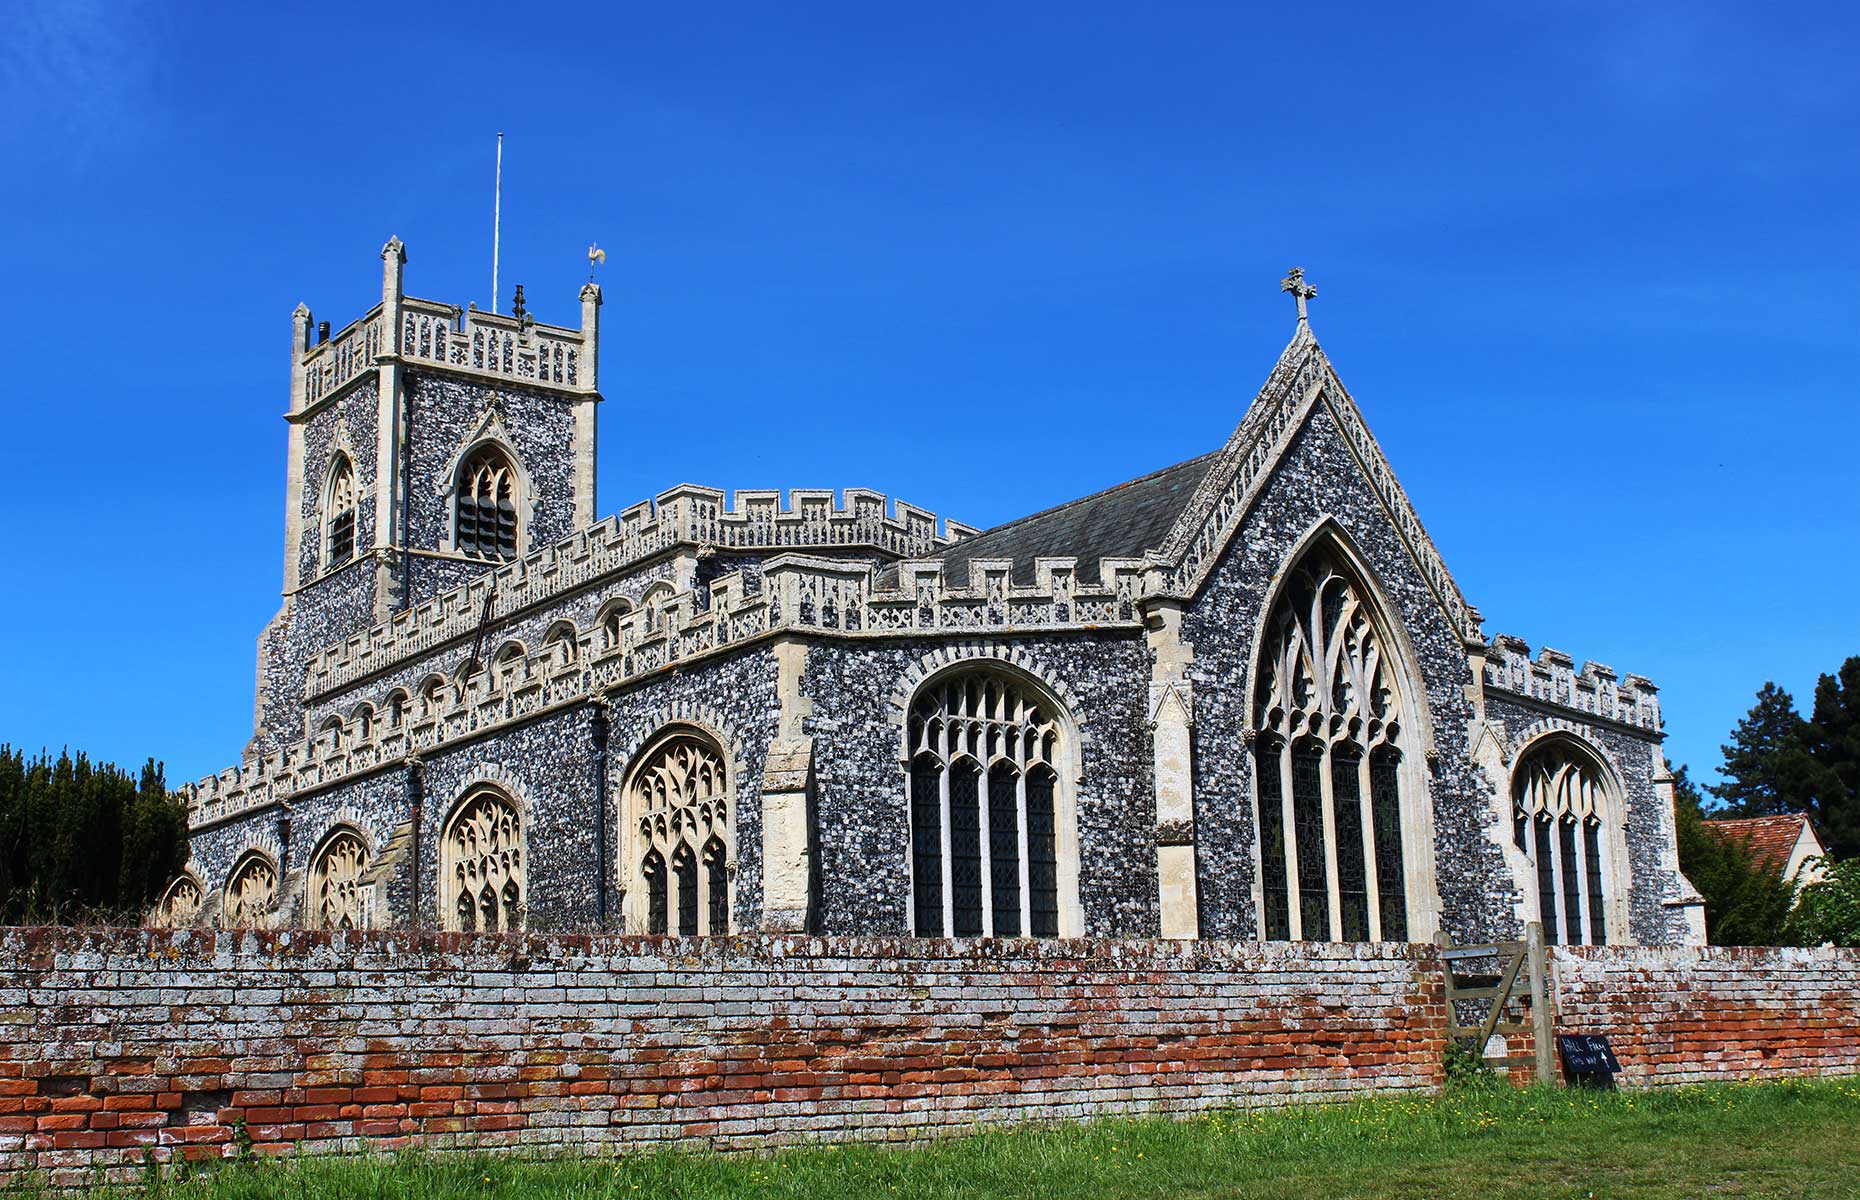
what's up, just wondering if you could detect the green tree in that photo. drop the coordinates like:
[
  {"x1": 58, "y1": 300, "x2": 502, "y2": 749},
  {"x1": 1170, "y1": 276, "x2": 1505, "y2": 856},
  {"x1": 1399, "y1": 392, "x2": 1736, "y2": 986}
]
[
  {"x1": 1785, "y1": 855, "x2": 1860, "y2": 947},
  {"x1": 1800, "y1": 656, "x2": 1860, "y2": 857},
  {"x1": 1673, "y1": 763, "x2": 1796, "y2": 945},
  {"x1": 0, "y1": 744, "x2": 189, "y2": 923},
  {"x1": 1708, "y1": 682, "x2": 1817, "y2": 817}
]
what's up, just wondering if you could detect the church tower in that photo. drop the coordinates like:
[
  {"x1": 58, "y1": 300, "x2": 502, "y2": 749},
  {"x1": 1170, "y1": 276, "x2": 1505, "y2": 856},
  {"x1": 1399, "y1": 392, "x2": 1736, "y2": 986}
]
[{"x1": 254, "y1": 238, "x2": 602, "y2": 751}]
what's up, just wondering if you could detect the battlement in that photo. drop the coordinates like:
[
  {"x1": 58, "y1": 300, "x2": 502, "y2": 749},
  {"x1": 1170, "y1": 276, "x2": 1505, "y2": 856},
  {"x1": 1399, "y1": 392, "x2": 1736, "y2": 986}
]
[
  {"x1": 293, "y1": 237, "x2": 599, "y2": 414},
  {"x1": 193, "y1": 549, "x2": 1151, "y2": 827},
  {"x1": 1483, "y1": 633, "x2": 1661, "y2": 734},
  {"x1": 302, "y1": 486, "x2": 982, "y2": 698}
]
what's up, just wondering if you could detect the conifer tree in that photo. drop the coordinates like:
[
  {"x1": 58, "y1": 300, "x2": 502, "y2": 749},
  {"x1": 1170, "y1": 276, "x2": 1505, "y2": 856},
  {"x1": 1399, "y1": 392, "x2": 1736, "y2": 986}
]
[
  {"x1": 1708, "y1": 682, "x2": 1817, "y2": 816},
  {"x1": 0, "y1": 745, "x2": 189, "y2": 923},
  {"x1": 1801, "y1": 656, "x2": 1860, "y2": 857}
]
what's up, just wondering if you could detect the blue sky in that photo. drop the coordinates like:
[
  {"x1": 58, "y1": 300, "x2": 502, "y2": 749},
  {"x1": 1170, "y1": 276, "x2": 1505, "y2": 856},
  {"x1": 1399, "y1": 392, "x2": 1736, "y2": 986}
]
[{"x1": 0, "y1": 2, "x2": 1854, "y2": 792}]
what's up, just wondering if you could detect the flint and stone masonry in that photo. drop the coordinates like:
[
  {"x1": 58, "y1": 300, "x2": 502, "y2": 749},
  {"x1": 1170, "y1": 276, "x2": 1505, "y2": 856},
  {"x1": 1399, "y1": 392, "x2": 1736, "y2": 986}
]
[{"x1": 167, "y1": 244, "x2": 1705, "y2": 950}]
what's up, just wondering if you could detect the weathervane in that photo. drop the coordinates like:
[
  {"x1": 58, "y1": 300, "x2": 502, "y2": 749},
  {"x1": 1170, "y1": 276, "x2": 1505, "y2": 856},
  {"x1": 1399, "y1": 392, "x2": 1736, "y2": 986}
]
[
  {"x1": 588, "y1": 243, "x2": 606, "y2": 282},
  {"x1": 1280, "y1": 266, "x2": 1317, "y2": 325}
]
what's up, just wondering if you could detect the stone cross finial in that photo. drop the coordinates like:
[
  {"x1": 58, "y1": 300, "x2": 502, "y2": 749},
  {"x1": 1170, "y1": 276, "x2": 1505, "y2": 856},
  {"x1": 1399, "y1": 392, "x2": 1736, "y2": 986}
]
[{"x1": 1280, "y1": 267, "x2": 1316, "y2": 324}]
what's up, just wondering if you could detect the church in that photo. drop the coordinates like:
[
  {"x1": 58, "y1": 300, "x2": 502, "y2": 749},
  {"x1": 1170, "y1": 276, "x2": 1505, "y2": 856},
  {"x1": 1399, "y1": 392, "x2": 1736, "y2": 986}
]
[{"x1": 161, "y1": 241, "x2": 1705, "y2": 948}]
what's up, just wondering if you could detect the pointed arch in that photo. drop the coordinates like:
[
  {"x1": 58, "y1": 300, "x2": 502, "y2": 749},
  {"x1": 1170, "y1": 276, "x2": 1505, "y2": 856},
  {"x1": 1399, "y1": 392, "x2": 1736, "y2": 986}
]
[
  {"x1": 305, "y1": 824, "x2": 371, "y2": 930},
  {"x1": 1247, "y1": 519, "x2": 1439, "y2": 942},
  {"x1": 438, "y1": 785, "x2": 525, "y2": 932},
  {"x1": 154, "y1": 870, "x2": 204, "y2": 928},
  {"x1": 903, "y1": 659, "x2": 1080, "y2": 938},
  {"x1": 620, "y1": 725, "x2": 734, "y2": 936},
  {"x1": 1510, "y1": 731, "x2": 1629, "y2": 946},
  {"x1": 449, "y1": 441, "x2": 522, "y2": 561},
  {"x1": 222, "y1": 850, "x2": 279, "y2": 929}
]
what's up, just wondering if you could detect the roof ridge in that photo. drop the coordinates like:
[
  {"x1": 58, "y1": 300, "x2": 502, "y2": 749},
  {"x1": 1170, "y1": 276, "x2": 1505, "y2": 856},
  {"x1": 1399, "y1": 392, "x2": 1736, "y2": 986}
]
[{"x1": 953, "y1": 449, "x2": 1221, "y2": 546}]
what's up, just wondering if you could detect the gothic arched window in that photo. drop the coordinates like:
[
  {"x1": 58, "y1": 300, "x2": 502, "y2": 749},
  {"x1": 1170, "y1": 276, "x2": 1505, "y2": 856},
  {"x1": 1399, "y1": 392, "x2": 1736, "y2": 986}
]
[
  {"x1": 223, "y1": 851, "x2": 278, "y2": 928},
  {"x1": 623, "y1": 730, "x2": 731, "y2": 936},
  {"x1": 1254, "y1": 547, "x2": 1415, "y2": 942},
  {"x1": 455, "y1": 446, "x2": 518, "y2": 561},
  {"x1": 307, "y1": 828, "x2": 369, "y2": 930},
  {"x1": 1512, "y1": 739, "x2": 1614, "y2": 946},
  {"x1": 440, "y1": 788, "x2": 525, "y2": 932},
  {"x1": 156, "y1": 873, "x2": 203, "y2": 927},
  {"x1": 324, "y1": 455, "x2": 356, "y2": 571},
  {"x1": 907, "y1": 669, "x2": 1067, "y2": 938}
]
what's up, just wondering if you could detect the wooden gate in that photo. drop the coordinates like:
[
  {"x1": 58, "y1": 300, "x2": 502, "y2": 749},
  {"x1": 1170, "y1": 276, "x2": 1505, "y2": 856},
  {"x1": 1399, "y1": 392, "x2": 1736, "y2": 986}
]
[{"x1": 1436, "y1": 921, "x2": 1554, "y2": 1083}]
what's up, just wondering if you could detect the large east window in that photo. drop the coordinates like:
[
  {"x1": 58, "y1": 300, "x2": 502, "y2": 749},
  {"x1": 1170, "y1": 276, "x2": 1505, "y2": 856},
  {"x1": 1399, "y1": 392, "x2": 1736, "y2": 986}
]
[{"x1": 1254, "y1": 547, "x2": 1413, "y2": 942}]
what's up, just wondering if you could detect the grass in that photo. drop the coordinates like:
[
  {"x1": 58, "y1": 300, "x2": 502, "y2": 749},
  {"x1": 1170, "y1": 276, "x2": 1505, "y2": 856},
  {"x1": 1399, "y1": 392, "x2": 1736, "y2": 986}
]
[{"x1": 61, "y1": 1078, "x2": 1860, "y2": 1199}]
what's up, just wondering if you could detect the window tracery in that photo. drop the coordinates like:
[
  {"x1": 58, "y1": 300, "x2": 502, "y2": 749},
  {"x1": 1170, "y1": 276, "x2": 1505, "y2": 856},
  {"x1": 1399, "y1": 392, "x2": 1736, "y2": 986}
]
[
  {"x1": 308, "y1": 830, "x2": 369, "y2": 930},
  {"x1": 223, "y1": 853, "x2": 277, "y2": 928},
  {"x1": 156, "y1": 874, "x2": 202, "y2": 927},
  {"x1": 324, "y1": 455, "x2": 356, "y2": 570},
  {"x1": 455, "y1": 446, "x2": 518, "y2": 561},
  {"x1": 1512, "y1": 740, "x2": 1611, "y2": 946},
  {"x1": 440, "y1": 789, "x2": 525, "y2": 932},
  {"x1": 1254, "y1": 548, "x2": 1412, "y2": 942},
  {"x1": 623, "y1": 730, "x2": 731, "y2": 936},
  {"x1": 907, "y1": 669, "x2": 1064, "y2": 938}
]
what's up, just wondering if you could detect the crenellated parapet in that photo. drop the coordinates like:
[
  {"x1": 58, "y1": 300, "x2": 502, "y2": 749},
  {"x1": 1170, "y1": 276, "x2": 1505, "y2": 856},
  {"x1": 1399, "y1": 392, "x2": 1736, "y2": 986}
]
[
  {"x1": 192, "y1": 550, "x2": 1149, "y2": 828},
  {"x1": 303, "y1": 487, "x2": 981, "y2": 698},
  {"x1": 300, "y1": 294, "x2": 591, "y2": 411},
  {"x1": 1482, "y1": 633, "x2": 1661, "y2": 734}
]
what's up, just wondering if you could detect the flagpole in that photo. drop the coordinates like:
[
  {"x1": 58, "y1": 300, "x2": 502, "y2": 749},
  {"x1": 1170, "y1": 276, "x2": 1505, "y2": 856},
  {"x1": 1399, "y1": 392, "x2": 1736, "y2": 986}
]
[{"x1": 492, "y1": 131, "x2": 503, "y2": 314}]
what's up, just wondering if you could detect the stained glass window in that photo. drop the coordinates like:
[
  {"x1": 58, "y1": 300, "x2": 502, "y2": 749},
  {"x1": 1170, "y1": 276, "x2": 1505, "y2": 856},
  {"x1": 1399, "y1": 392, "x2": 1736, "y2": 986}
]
[
  {"x1": 988, "y1": 763, "x2": 1021, "y2": 937},
  {"x1": 1370, "y1": 748, "x2": 1407, "y2": 941},
  {"x1": 1253, "y1": 547, "x2": 1415, "y2": 943},
  {"x1": 1255, "y1": 742, "x2": 1290, "y2": 940},
  {"x1": 949, "y1": 761, "x2": 983, "y2": 936},
  {"x1": 906, "y1": 671, "x2": 1066, "y2": 938},
  {"x1": 1291, "y1": 741, "x2": 1330, "y2": 938},
  {"x1": 1027, "y1": 766, "x2": 1059, "y2": 938},
  {"x1": 1513, "y1": 739, "x2": 1614, "y2": 946},
  {"x1": 1332, "y1": 747, "x2": 1368, "y2": 942}
]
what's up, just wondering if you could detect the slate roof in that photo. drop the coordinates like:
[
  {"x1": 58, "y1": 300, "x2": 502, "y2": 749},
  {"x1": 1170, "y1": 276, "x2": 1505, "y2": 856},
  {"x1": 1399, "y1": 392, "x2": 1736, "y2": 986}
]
[
  {"x1": 919, "y1": 451, "x2": 1221, "y2": 587},
  {"x1": 1701, "y1": 814, "x2": 1821, "y2": 874}
]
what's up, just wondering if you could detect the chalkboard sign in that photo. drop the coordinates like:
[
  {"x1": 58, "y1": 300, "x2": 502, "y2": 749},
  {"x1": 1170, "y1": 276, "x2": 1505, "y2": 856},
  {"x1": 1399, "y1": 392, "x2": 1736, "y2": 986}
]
[{"x1": 1557, "y1": 1034, "x2": 1621, "y2": 1085}]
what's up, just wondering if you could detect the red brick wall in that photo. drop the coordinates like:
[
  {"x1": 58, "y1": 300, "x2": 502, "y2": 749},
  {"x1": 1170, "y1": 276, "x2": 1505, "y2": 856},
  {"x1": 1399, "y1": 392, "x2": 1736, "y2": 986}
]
[
  {"x1": 1551, "y1": 945, "x2": 1860, "y2": 1086},
  {"x1": 0, "y1": 929, "x2": 1444, "y2": 1186}
]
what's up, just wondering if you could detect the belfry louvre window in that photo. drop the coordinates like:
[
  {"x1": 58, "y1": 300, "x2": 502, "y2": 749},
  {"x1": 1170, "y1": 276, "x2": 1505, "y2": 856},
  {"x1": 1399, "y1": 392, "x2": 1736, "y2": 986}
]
[
  {"x1": 1512, "y1": 741, "x2": 1611, "y2": 946},
  {"x1": 624, "y1": 731, "x2": 731, "y2": 937},
  {"x1": 440, "y1": 788, "x2": 524, "y2": 932},
  {"x1": 908, "y1": 670, "x2": 1063, "y2": 938},
  {"x1": 1254, "y1": 549, "x2": 1410, "y2": 942},
  {"x1": 455, "y1": 446, "x2": 518, "y2": 561},
  {"x1": 324, "y1": 456, "x2": 356, "y2": 570}
]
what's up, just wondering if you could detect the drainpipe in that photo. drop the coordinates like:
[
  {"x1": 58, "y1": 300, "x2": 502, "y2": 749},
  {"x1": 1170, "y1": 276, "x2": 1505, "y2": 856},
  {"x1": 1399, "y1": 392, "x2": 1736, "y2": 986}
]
[
  {"x1": 591, "y1": 700, "x2": 611, "y2": 928},
  {"x1": 407, "y1": 756, "x2": 425, "y2": 927}
]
